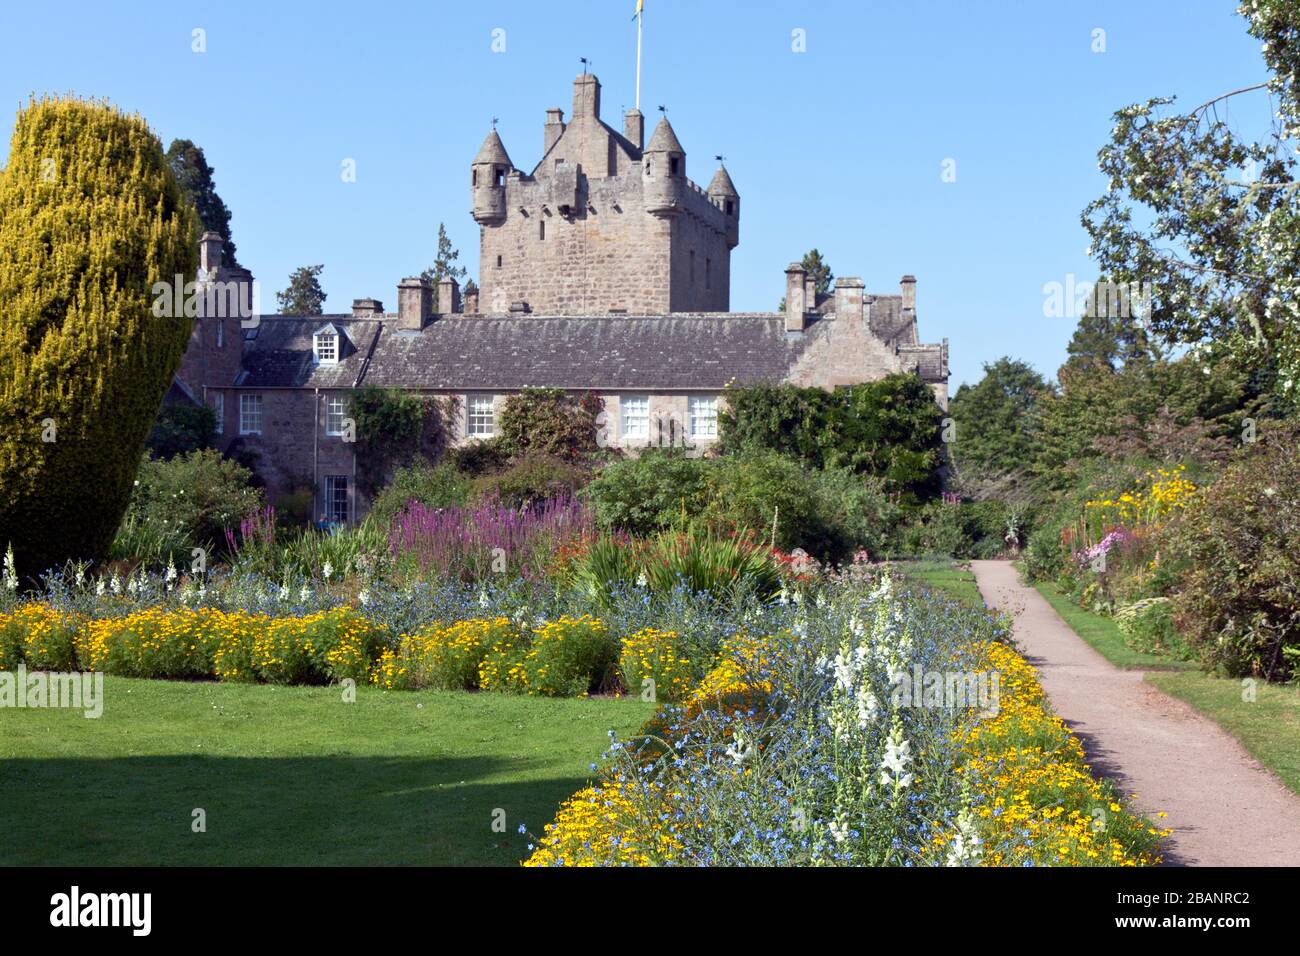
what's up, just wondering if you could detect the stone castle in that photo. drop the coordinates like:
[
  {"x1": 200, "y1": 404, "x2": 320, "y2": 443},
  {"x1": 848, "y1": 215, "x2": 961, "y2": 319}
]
[{"x1": 173, "y1": 71, "x2": 949, "y2": 524}]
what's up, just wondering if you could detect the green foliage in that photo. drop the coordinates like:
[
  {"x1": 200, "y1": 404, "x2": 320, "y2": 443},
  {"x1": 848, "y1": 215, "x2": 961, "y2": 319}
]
[
  {"x1": 165, "y1": 138, "x2": 238, "y2": 267},
  {"x1": 350, "y1": 387, "x2": 451, "y2": 492},
  {"x1": 719, "y1": 375, "x2": 943, "y2": 503},
  {"x1": 949, "y1": 357, "x2": 1046, "y2": 477},
  {"x1": 0, "y1": 96, "x2": 198, "y2": 577},
  {"x1": 450, "y1": 437, "x2": 509, "y2": 476},
  {"x1": 471, "y1": 452, "x2": 587, "y2": 508},
  {"x1": 776, "y1": 248, "x2": 833, "y2": 310},
  {"x1": 147, "y1": 401, "x2": 216, "y2": 460},
  {"x1": 1163, "y1": 424, "x2": 1300, "y2": 681},
  {"x1": 419, "y1": 222, "x2": 467, "y2": 293},
  {"x1": 1082, "y1": 2, "x2": 1300, "y2": 396},
  {"x1": 706, "y1": 448, "x2": 898, "y2": 562},
  {"x1": 276, "y1": 264, "x2": 326, "y2": 315},
  {"x1": 497, "y1": 388, "x2": 603, "y2": 463},
  {"x1": 580, "y1": 449, "x2": 711, "y2": 536},
  {"x1": 369, "y1": 460, "x2": 471, "y2": 527},
  {"x1": 113, "y1": 449, "x2": 262, "y2": 566},
  {"x1": 1114, "y1": 597, "x2": 1192, "y2": 660}
]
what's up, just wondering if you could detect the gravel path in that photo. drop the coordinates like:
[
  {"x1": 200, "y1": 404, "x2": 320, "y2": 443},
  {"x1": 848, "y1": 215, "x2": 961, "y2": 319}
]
[{"x1": 970, "y1": 560, "x2": 1300, "y2": 867}]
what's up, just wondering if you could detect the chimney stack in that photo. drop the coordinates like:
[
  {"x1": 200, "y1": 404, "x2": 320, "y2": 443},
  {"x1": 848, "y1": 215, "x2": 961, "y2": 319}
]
[
  {"x1": 464, "y1": 286, "x2": 480, "y2": 314},
  {"x1": 199, "y1": 231, "x2": 222, "y2": 278},
  {"x1": 900, "y1": 274, "x2": 917, "y2": 313},
  {"x1": 397, "y1": 278, "x2": 433, "y2": 330},
  {"x1": 834, "y1": 278, "x2": 865, "y2": 327},
  {"x1": 437, "y1": 276, "x2": 461, "y2": 316},
  {"x1": 544, "y1": 108, "x2": 566, "y2": 154},
  {"x1": 804, "y1": 274, "x2": 817, "y2": 312},
  {"x1": 351, "y1": 298, "x2": 383, "y2": 318},
  {"x1": 785, "y1": 263, "x2": 808, "y2": 333},
  {"x1": 573, "y1": 73, "x2": 601, "y2": 119},
  {"x1": 624, "y1": 109, "x2": 644, "y2": 150}
]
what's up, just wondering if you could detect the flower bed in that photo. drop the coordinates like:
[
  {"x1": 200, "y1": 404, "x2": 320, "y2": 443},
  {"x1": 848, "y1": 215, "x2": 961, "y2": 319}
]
[{"x1": 523, "y1": 575, "x2": 1166, "y2": 867}]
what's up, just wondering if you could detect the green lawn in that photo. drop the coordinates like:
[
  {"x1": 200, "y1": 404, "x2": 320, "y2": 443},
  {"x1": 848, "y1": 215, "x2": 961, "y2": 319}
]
[
  {"x1": 1029, "y1": 578, "x2": 1196, "y2": 671},
  {"x1": 896, "y1": 559, "x2": 985, "y2": 609},
  {"x1": 1145, "y1": 670, "x2": 1300, "y2": 796},
  {"x1": 0, "y1": 677, "x2": 655, "y2": 866}
]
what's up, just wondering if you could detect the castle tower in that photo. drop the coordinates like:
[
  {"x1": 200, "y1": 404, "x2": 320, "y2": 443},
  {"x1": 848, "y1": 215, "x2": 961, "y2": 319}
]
[
  {"x1": 471, "y1": 128, "x2": 512, "y2": 225},
  {"x1": 708, "y1": 164, "x2": 740, "y2": 250},
  {"x1": 473, "y1": 73, "x2": 737, "y2": 315},
  {"x1": 643, "y1": 117, "x2": 685, "y2": 215}
]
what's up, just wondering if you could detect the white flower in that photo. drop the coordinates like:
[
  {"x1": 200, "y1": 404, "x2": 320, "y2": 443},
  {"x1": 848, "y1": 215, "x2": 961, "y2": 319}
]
[
  {"x1": 477, "y1": 590, "x2": 490, "y2": 608},
  {"x1": 95, "y1": 579, "x2": 106, "y2": 597},
  {"x1": 829, "y1": 820, "x2": 850, "y2": 844},
  {"x1": 724, "y1": 729, "x2": 752, "y2": 766},
  {"x1": 2, "y1": 545, "x2": 16, "y2": 592},
  {"x1": 944, "y1": 810, "x2": 984, "y2": 867},
  {"x1": 879, "y1": 720, "x2": 914, "y2": 790},
  {"x1": 856, "y1": 690, "x2": 880, "y2": 729},
  {"x1": 635, "y1": 572, "x2": 648, "y2": 588},
  {"x1": 300, "y1": 585, "x2": 311, "y2": 602},
  {"x1": 322, "y1": 561, "x2": 334, "y2": 581},
  {"x1": 279, "y1": 585, "x2": 290, "y2": 601},
  {"x1": 358, "y1": 589, "x2": 371, "y2": 606}
]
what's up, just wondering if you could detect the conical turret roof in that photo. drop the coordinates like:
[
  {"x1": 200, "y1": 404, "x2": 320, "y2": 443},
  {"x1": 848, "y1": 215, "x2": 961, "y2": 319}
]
[
  {"x1": 473, "y1": 128, "x2": 514, "y2": 167},
  {"x1": 645, "y1": 116, "x2": 685, "y2": 154},
  {"x1": 708, "y1": 164, "x2": 738, "y2": 197}
]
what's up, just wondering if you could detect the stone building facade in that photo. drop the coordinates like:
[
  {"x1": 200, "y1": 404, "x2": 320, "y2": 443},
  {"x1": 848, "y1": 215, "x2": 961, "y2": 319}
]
[{"x1": 172, "y1": 71, "x2": 948, "y2": 525}]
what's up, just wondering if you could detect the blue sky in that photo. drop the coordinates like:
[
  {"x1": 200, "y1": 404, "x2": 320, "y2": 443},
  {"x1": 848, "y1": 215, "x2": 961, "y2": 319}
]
[{"x1": 0, "y1": 1, "x2": 1270, "y2": 388}]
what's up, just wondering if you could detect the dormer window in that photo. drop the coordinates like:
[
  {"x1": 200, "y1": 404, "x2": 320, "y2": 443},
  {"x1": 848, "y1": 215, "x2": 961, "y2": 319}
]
[{"x1": 313, "y1": 324, "x2": 343, "y2": 365}]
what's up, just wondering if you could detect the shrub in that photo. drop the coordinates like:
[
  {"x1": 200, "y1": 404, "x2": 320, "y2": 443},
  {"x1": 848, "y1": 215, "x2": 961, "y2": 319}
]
[
  {"x1": 80, "y1": 608, "x2": 230, "y2": 679},
  {"x1": 498, "y1": 388, "x2": 603, "y2": 463},
  {"x1": 0, "y1": 604, "x2": 82, "y2": 671},
  {"x1": 1114, "y1": 597, "x2": 1191, "y2": 659},
  {"x1": 581, "y1": 450, "x2": 710, "y2": 535},
  {"x1": 0, "y1": 96, "x2": 198, "y2": 578},
  {"x1": 619, "y1": 627, "x2": 698, "y2": 703},
  {"x1": 472, "y1": 452, "x2": 588, "y2": 508},
  {"x1": 373, "y1": 618, "x2": 518, "y2": 691},
  {"x1": 521, "y1": 615, "x2": 619, "y2": 697},
  {"x1": 146, "y1": 402, "x2": 217, "y2": 460},
  {"x1": 351, "y1": 387, "x2": 452, "y2": 492},
  {"x1": 1163, "y1": 425, "x2": 1300, "y2": 680},
  {"x1": 250, "y1": 607, "x2": 385, "y2": 685},
  {"x1": 112, "y1": 449, "x2": 263, "y2": 566},
  {"x1": 370, "y1": 460, "x2": 471, "y2": 528}
]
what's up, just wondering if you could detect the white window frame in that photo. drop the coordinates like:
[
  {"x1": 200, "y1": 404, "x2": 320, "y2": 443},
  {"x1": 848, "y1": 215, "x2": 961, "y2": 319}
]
[
  {"x1": 323, "y1": 475, "x2": 350, "y2": 524},
  {"x1": 324, "y1": 395, "x2": 348, "y2": 436},
  {"x1": 620, "y1": 395, "x2": 650, "y2": 441},
  {"x1": 211, "y1": 392, "x2": 224, "y2": 434},
  {"x1": 689, "y1": 395, "x2": 718, "y2": 439},
  {"x1": 313, "y1": 328, "x2": 339, "y2": 365},
  {"x1": 239, "y1": 394, "x2": 262, "y2": 436},
  {"x1": 467, "y1": 394, "x2": 496, "y2": 438}
]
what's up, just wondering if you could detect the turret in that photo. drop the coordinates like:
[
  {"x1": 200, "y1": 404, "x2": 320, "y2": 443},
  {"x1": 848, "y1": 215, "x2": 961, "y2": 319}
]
[
  {"x1": 643, "y1": 116, "x2": 685, "y2": 216},
  {"x1": 708, "y1": 164, "x2": 740, "y2": 249},
  {"x1": 471, "y1": 128, "x2": 513, "y2": 225}
]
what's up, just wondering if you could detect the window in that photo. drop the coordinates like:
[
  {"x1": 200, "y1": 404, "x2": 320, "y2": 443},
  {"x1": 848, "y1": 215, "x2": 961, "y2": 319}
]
[
  {"x1": 669, "y1": 157, "x2": 680, "y2": 176},
  {"x1": 539, "y1": 220, "x2": 546, "y2": 240},
  {"x1": 211, "y1": 393, "x2": 224, "y2": 434},
  {"x1": 689, "y1": 250, "x2": 695, "y2": 282},
  {"x1": 324, "y1": 475, "x2": 349, "y2": 524},
  {"x1": 689, "y1": 396, "x2": 718, "y2": 439},
  {"x1": 216, "y1": 320, "x2": 224, "y2": 349},
  {"x1": 725, "y1": 200, "x2": 734, "y2": 215},
  {"x1": 239, "y1": 394, "x2": 263, "y2": 435},
  {"x1": 494, "y1": 167, "x2": 505, "y2": 187},
  {"x1": 324, "y1": 395, "x2": 348, "y2": 436},
  {"x1": 472, "y1": 169, "x2": 478, "y2": 187},
  {"x1": 314, "y1": 329, "x2": 338, "y2": 365},
  {"x1": 621, "y1": 395, "x2": 649, "y2": 441},
  {"x1": 467, "y1": 395, "x2": 496, "y2": 437},
  {"x1": 496, "y1": 255, "x2": 503, "y2": 268},
  {"x1": 706, "y1": 258, "x2": 712, "y2": 290}
]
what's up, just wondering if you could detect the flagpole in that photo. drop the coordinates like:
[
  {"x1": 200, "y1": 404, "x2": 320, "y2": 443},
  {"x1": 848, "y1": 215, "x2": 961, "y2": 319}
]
[{"x1": 635, "y1": 6, "x2": 643, "y2": 111}]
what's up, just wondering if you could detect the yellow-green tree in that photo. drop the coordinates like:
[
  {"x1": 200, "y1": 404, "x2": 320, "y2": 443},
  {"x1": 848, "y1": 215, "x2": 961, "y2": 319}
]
[{"x1": 0, "y1": 96, "x2": 197, "y2": 578}]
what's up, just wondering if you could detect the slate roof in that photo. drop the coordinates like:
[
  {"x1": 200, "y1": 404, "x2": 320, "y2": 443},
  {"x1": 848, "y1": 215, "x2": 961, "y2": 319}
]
[
  {"x1": 235, "y1": 317, "x2": 381, "y2": 388},
  {"x1": 236, "y1": 310, "x2": 946, "y2": 392},
  {"x1": 362, "y1": 314, "x2": 815, "y2": 391}
]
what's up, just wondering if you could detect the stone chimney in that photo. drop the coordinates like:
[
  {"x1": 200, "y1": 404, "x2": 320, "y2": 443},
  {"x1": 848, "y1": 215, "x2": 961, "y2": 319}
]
[
  {"x1": 624, "y1": 109, "x2": 644, "y2": 150},
  {"x1": 804, "y1": 274, "x2": 817, "y2": 312},
  {"x1": 900, "y1": 274, "x2": 917, "y2": 314},
  {"x1": 573, "y1": 73, "x2": 601, "y2": 119},
  {"x1": 464, "y1": 286, "x2": 480, "y2": 314},
  {"x1": 544, "y1": 108, "x2": 566, "y2": 154},
  {"x1": 785, "y1": 262, "x2": 808, "y2": 333},
  {"x1": 834, "y1": 277, "x2": 865, "y2": 327},
  {"x1": 397, "y1": 278, "x2": 433, "y2": 330},
  {"x1": 437, "y1": 276, "x2": 460, "y2": 316},
  {"x1": 199, "y1": 231, "x2": 222, "y2": 278},
  {"x1": 351, "y1": 298, "x2": 383, "y2": 318}
]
